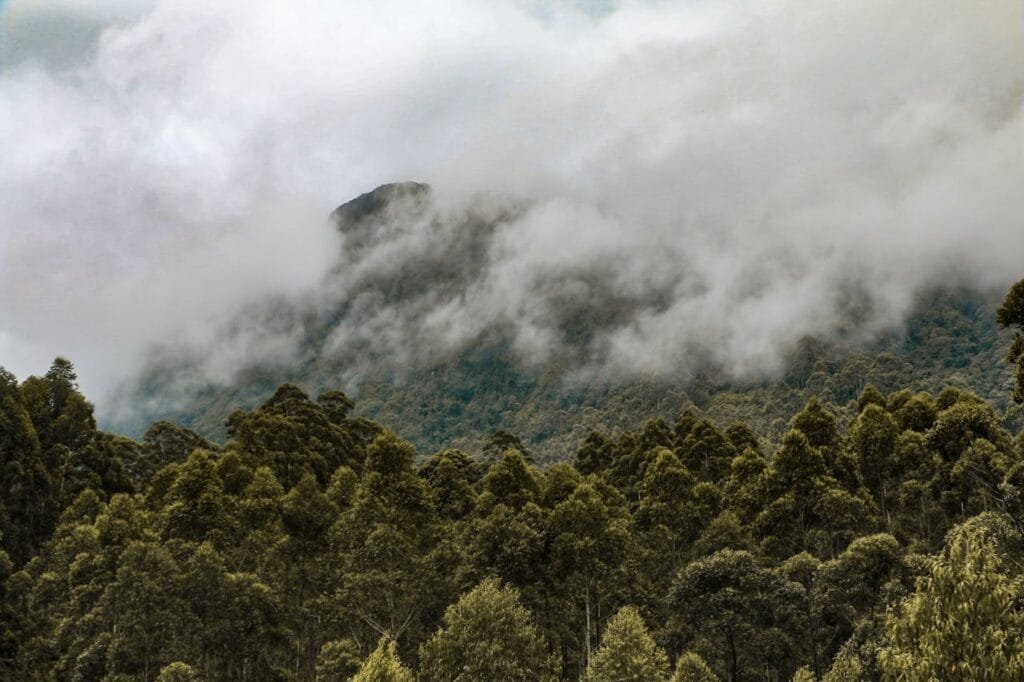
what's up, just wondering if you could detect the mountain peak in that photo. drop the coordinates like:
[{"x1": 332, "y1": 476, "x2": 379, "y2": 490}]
[{"x1": 329, "y1": 182, "x2": 431, "y2": 227}]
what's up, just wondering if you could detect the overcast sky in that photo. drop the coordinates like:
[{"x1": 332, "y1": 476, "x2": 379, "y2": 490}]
[{"x1": 1, "y1": 0, "x2": 1022, "y2": 416}]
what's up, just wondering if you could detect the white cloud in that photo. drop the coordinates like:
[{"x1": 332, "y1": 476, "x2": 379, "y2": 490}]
[{"x1": 0, "y1": 0, "x2": 1021, "y2": 417}]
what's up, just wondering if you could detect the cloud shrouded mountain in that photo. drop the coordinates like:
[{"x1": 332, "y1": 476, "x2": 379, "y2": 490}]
[{"x1": 1, "y1": 0, "x2": 1022, "y2": 427}]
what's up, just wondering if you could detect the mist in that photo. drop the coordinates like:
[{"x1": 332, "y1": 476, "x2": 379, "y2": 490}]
[{"x1": 1, "y1": 0, "x2": 1022, "y2": 421}]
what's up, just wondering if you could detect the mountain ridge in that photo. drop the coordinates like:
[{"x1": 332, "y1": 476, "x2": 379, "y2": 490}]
[{"x1": 106, "y1": 185, "x2": 1021, "y2": 459}]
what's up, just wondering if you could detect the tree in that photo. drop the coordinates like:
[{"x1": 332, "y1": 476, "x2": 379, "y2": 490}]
[
  {"x1": 352, "y1": 638, "x2": 413, "y2": 682},
  {"x1": 420, "y1": 449, "x2": 480, "y2": 520},
  {"x1": 790, "y1": 398, "x2": 839, "y2": 451},
  {"x1": 103, "y1": 541, "x2": 186, "y2": 680},
  {"x1": 0, "y1": 386, "x2": 51, "y2": 564},
  {"x1": 575, "y1": 431, "x2": 616, "y2": 476},
  {"x1": 672, "y1": 652, "x2": 719, "y2": 681},
  {"x1": 756, "y1": 431, "x2": 837, "y2": 558},
  {"x1": 813, "y1": 534, "x2": 909, "y2": 667},
  {"x1": 178, "y1": 542, "x2": 282, "y2": 679},
  {"x1": 676, "y1": 419, "x2": 736, "y2": 483},
  {"x1": 634, "y1": 449, "x2": 699, "y2": 552},
  {"x1": 856, "y1": 385, "x2": 886, "y2": 413},
  {"x1": 317, "y1": 390, "x2": 355, "y2": 424},
  {"x1": 479, "y1": 449, "x2": 540, "y2": 512},
  {"x1": 137, "y1": 421, "x2": 216, "y2": 488},
  {"x1": 463, "y1": 501, "x2": 546, "y2": 590},
  {"x1": 822, "y1": 642, "x2": 864, "y2": 681},
  {"x1": 770, "y1": 431, "x2": 827, "y2": 496},
  {"x1": 879, "y1": 523, "x2": 1024, "y2": 679},
  {"x1": 584, "y1": 606, "x2": 669, "y2": 682},
  {"x1": 670, "y1": 549, "x2": 803, "y2": 681},
  {"x1": 228, "y1": 383, "x2": 361, "y2": 487},
  {"x1": 548, "y1": 478, "x2": 631, "y2": 671},
  {"x1": 419, "y1": 578, "x2": 554, "y2": 681},
  {"x1": 333, "y1": 431, "x2": 445, "y2": 652},
  {"x1": 483, "y1": 430, "x2": 532, "y2": 463},
  {"x1": 156, "y1": 661, "x2": 201, "y2": 681},
  {"x1": 316, "y1": 638, "x2": 361, "y2": 680},
  {"x1": 279, "y1": 473, "x2": 338, "y2": 678},
  {"x1": 849, "y1": 404, "x2": 899, "y2": 518},
  {"x1": 997, "y1": 277, "x2": 1024, "y2": 404},
  {"x1": 161, "y1": 449, "x2": 234, "y2": 546}
]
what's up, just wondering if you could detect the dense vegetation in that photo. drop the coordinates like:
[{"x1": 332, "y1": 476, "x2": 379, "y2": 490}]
[
  {"x1": 113, "y1": 185, "x2": 1020, "y2": 460},
  {"x1": 119, "y1": 287, "x2": 1022, "y2": 466},
  {"x1": 2, "y1": 280, "x2": 1024, "y2": 680}
]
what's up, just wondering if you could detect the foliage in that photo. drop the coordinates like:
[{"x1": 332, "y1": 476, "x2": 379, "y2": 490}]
[
  {"x1": 672, "y1": 652, "x2": 719, "y2": 681},
  {"x1": 419, "y1": 578, "x2": 555, "y2": 681},
  {"x1": 879, "y1": 523, "x2": 1024, "y2": 680},
  {"x1": 352, "y1": 638, "x2": 414, "y2": 682},
  {"x1": 2, "y1": 280, "x2": 1024, "y2": 682},
  {"x1": 584, "y1": 605, "x2": 669, "y2": 682}
]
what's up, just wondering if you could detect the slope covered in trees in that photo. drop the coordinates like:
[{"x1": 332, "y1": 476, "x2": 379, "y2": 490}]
[
  {"x1": 112, "y1": 185, "x2": 1020, "y2": 462},
  {"x1": 2, "y1": 279, "x2": 1024, "y2": 680}
]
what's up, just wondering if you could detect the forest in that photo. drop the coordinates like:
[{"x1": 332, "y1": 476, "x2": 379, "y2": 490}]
[{"x1": 2, "y1": 279, "x2": 1024, "y2": 682}]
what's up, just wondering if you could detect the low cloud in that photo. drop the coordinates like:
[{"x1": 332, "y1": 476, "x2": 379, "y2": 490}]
[{"x1": 0, "y1": 0, "x2": 1021, "y2": 420}]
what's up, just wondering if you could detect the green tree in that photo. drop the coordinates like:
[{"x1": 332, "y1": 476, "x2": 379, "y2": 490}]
[
  {"x1": 849, "y1": 404, "x2": 899, "y2": 519},
  {"x1": 574, "y1": 431, "x2": 616, "y2": 476},
  {"x1": 137, "y1": 421, "x2": 217, "y2": 488},
  {"x1": 228, "y1": 384, "x2": 361, "y2": 487},
  {"x1": 333, "y1": 431, "x2": 446, "y2": 654},
  {"x1": 879, "y1": 523, "x2": 1024, "y2": 679},
  {"x1": 672, "y1": 651, "x2": 719, "y2": 681},
  {"x1": 419, "y1": 578, "x2": 554, "y2": 681},
  {"x1": 997, "y1": 277, "x2": 1024, "y2": 404},
  {"x1": 157, "y1": 661, "x2": 201, "y2": 681},
  {"x1": 584, "y1": 605, "x2": 669, "y2": 682},
  {"x1": 0, "y1": 384, "x2": 51, "y2": 564},
  {"x1": 352, "y1": 638, "x2": 413, "y2": 682},
  {"x1": 857, "y1": 384, "x2": 887, "y2": 413},
  {"x1": 478, "y1": 449, "x2": 540, "y2": 512},
  {"x1": 635, "y1": 449, "x2": 700, "y2": 556},
  {"x1": 482, "y1": 430, "x2": 533, "y2": 463},
  {"x1": 676, "y1": 418, "x2": 737, "y2": 483},
  {"x1": 420, "y1": 449, "x2": 480, "y2": 521},
  {"x1": 280, "y1": 473, "x2": 338, "y2": 678},
  {"x1": 548, "y1": 478, "x2": 630, "y2": 670},
  {"x1": 161, "y1": 449, "x2": 234, "y2": 546},
  {"x1": 103, "y1": 541, "x2": 186, "y2": 680},
  {"x1": 813, "y1": 534, "x2": 909, "y2": 667},
  {"x1": 790, "y1": 398, "x2": 839, "y2": 452},
  {"x1": 316, "y1": 638, "x2": 361, "y2": 680},
  {"x1": 670, "y1": 549, "x2": 803, "y2": 681}
]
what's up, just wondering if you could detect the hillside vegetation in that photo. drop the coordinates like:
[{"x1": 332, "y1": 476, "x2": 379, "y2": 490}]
[
  {"x1": 113, "y1": 186, "x2": 1021, "y2": 461},
  {"x1": 2, "y1": 281, "x2": 1024, "y2": 680}
]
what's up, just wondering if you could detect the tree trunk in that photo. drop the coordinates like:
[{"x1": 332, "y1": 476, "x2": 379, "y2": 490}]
[{"x1": 585, "y1": 582, "x2": 592, "y2": 670}]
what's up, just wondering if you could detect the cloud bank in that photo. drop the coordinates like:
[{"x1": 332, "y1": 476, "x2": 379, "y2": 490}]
[{"x1": 1, "y1": 0, "x2": 1022, "y2": 419}]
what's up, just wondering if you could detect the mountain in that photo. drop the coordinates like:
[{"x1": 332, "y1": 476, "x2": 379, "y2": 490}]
[{"x1": 108, "y1": 184, "x2": 1021, "y2": 459}]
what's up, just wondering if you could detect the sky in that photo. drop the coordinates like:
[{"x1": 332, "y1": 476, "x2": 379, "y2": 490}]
[{"x1": 1, "y1": 0, "x2": 1022, "y2": 418}]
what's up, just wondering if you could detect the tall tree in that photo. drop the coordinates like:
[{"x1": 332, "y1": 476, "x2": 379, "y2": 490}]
[
  {"x1": 352, "y1": 638, "x2": 414, "y2": 682},
  {"x1": 0, "y1": 383, "x2": 51, "y2": 565},
  {"x1": 879, "y1": 523, "x2": 1024, "y2": 679},
  {"x1": 584, "y1": 606, "x2": 669, "y2": 682},
  {"x1": 548, "y1": 478, "x2": 630, "y2": 672},
  {"x1": 672, "y1": 652, "x2": 719, "y2": 681},
  {"x1": 670, "y1": 549, "x2": 803, "y2": 681},
  {"x1": 419, "y1": 578, "x2": 555, "y2": 681},
  {"x1": 997, "y1": 278, "x2": 1024, "y2": 404}
]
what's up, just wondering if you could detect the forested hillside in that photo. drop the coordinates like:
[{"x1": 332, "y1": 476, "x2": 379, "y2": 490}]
[
  {"x1": 111, "y1": 185, "x2": 1021, "y2": 461},
  {"x1": 3, "y1": 282, "x2": 1024, "y2": 680}
]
